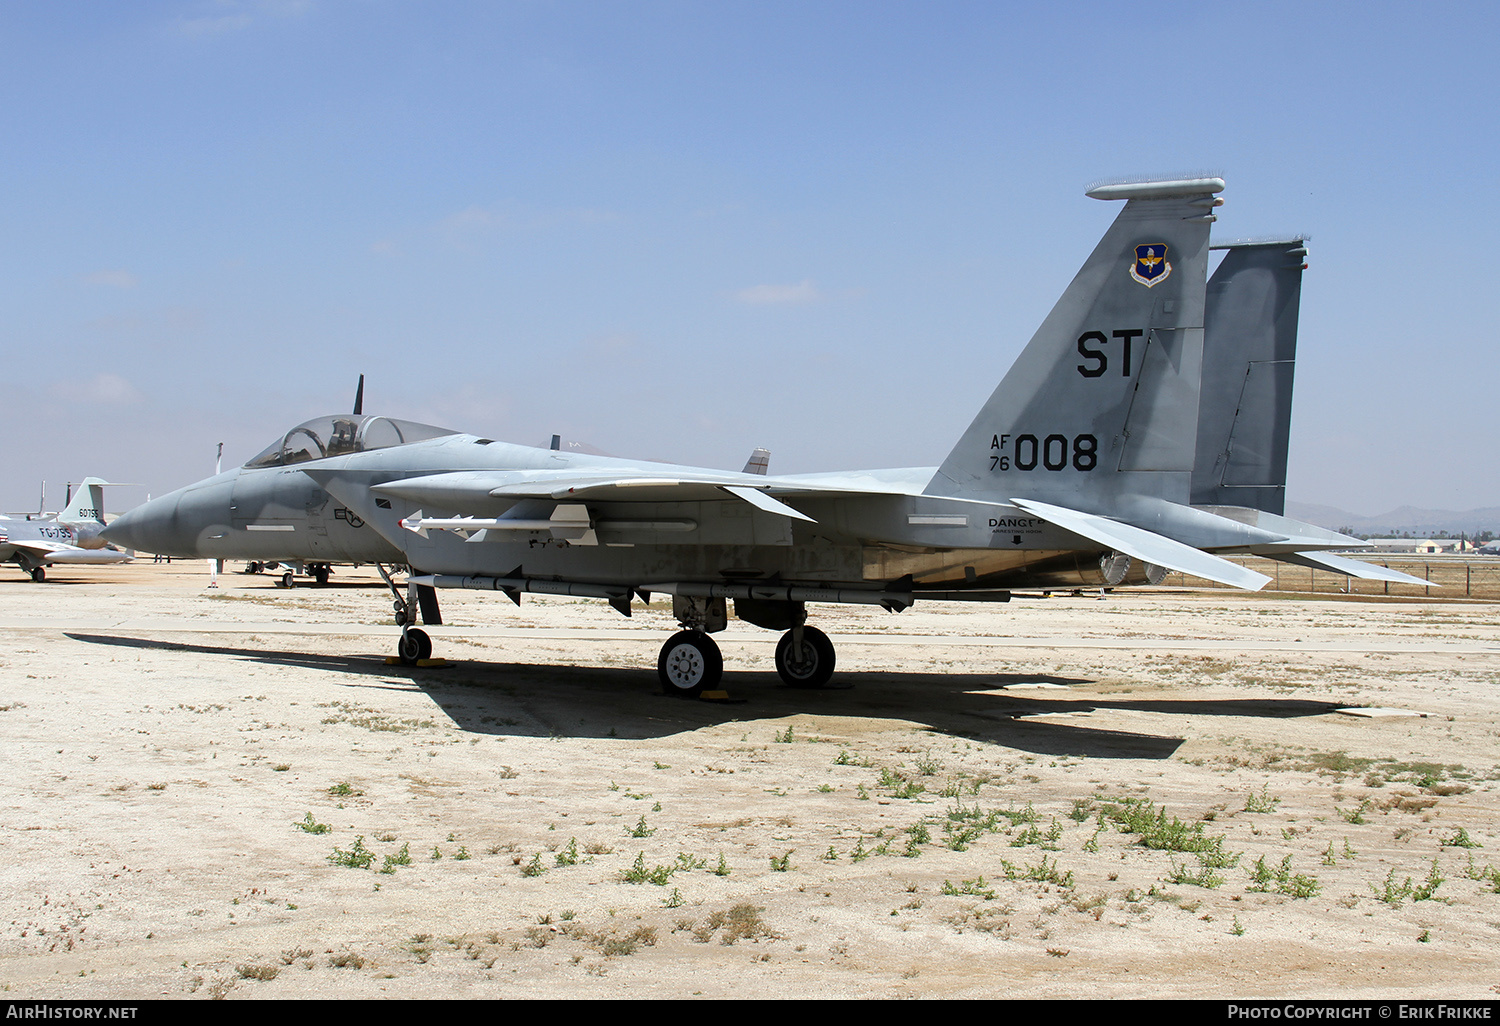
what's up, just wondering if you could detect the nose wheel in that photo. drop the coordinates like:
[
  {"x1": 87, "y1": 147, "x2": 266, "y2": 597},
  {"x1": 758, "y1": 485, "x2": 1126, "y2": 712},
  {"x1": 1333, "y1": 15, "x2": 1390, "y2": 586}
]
[
  {"x1": 657, "y1": 630, "x2": 723, "y2": 698},
  {"x1": 398, "y1": 627, "x2": 433, "y2": 665},
  {"x1": 775, "y1": 626, "x2": 836, "y2": 688}
]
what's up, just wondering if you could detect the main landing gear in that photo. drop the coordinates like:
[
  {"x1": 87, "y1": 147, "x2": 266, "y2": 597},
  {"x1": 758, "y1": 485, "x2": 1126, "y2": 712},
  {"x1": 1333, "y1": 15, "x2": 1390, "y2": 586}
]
[
  {"x1": 28, "y1": 566, "x2": 45, "y2": 583},
  {"x1": 658, "y1": 630, "x2": 723, "y2": 698},
  {"x1": 773, "y1": 625, "x2": 836, "y2": 688},
  {"x1": 244, "y1": 561, "x2": 332, "y2": 587},
  {"x1": 656, "y1": 596, "x2": 840, "y2": 698}
]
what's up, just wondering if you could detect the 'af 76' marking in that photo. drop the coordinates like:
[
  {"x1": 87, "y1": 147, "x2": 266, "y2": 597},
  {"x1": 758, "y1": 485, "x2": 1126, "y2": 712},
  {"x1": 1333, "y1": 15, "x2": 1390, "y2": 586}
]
[{"x1": 989, "y1": 433, "x2": 1098, "y2": 472}]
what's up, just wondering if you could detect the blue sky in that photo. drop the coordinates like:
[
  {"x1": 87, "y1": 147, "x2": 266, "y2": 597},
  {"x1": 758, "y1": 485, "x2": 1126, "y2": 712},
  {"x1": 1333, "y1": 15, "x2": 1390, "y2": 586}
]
[{"x1": 2, "y1": 1, "x2": 1495, "y2": 515}]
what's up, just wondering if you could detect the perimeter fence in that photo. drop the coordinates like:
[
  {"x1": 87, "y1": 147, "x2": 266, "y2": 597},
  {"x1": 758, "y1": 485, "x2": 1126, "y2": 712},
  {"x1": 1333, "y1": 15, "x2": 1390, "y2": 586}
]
[{"x1": 1159, "y1": 555, "x2": 1500, "y2": 600}]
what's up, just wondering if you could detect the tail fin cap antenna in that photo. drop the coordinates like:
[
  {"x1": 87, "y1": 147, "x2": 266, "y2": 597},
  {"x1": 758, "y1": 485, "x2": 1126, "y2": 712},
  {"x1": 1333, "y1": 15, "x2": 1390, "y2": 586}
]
[{"x1": 1086, "y1": 177, "x2": 1225, "y2": 201}]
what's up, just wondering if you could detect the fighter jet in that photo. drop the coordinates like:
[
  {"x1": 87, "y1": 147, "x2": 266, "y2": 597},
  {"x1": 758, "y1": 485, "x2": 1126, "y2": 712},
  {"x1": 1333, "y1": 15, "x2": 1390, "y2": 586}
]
[
  {"x1": 109, "y1": 177, "x2": 1367, "y2": 695},
  {"x1": 2, "y1": 478, "x2": 132, "y2": 581}
]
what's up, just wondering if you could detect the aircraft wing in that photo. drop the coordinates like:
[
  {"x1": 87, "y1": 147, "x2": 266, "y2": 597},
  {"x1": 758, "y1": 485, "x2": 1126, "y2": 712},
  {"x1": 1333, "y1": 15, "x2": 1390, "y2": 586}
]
[
  {"x1": 1270, "y1": 551, "x2": 1435, "y2": 586},
  {"x1": 366, "y1": 469, "x2": 893, "y2": 521},
  {"x1": 8, "y1": 540, "x2": 83, "y2": 555},
  {"x1": 1010, "y1": 497, "x2": 1272, "y2": 591},
  {"x1": 5, "y1": 540, "x2": 131, "y2": 564}
]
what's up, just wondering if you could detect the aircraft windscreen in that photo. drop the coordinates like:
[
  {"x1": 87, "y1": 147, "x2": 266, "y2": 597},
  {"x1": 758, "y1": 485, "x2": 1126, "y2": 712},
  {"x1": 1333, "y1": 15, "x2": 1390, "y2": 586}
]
[{"x1": 244, "y1": 416, "x2": 458, "y2": 469}]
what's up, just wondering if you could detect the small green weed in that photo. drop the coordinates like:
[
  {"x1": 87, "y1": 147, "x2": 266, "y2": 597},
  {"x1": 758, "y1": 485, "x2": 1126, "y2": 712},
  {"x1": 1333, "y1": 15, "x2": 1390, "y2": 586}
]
[
  {"x1": 327, "y1": 837, "x2": 374, "y2": 869},
  {"x1": 622, "y1": 852, "x2": 675, "y2": 885},
  {"x1": 296, "y1": 812, "x2": 330, "y2": 835},
  {"x1": 1441, "y1": 828, "x2": 1480, "y2": 849},
  {"x1": 1244, "y1": 784, "x2": 1281, "y2": 813}
]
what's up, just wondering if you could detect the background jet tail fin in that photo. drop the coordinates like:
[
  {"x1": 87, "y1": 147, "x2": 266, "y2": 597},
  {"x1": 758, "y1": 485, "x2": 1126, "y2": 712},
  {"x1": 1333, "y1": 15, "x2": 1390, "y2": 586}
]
[
  {"x1": 926, "y1": 177, "x2": 1224, "y2": 508},
  {"x1": 60, "y1": 478, "x2": 110, "y2": 524},
  {"x1": 1191, "y1": 238, "x2": 1308, "y2": 514}
]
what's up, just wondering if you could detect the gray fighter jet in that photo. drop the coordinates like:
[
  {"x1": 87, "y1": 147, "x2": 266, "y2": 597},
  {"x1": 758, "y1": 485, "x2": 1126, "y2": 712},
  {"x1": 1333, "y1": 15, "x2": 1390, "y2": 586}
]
[
  {"x1": 2, "y1": 479, "x2": 131, "y2": 581},
  {"x1": 106, "y1": 177, "x2": 1366, "y2": 694}
]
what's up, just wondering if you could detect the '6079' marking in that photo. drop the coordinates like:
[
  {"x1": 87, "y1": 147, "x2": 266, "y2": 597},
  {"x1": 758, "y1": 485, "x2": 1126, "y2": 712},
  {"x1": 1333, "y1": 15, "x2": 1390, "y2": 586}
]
[{"x1": 989, "y1": 433, "x2": 1097, "y2": 472}]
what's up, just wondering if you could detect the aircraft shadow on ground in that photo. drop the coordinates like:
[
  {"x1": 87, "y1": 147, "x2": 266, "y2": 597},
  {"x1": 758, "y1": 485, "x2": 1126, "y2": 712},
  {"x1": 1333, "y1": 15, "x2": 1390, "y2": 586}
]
[{"x1": 66, "y1": 632, "x2": 1345, "y2": 760}]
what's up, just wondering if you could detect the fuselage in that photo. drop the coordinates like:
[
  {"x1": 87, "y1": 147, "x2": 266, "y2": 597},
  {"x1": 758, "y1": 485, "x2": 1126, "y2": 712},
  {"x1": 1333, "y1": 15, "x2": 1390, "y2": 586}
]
[{"x1": 105, "y1": 424, "x2": 1143, "y2": 592}]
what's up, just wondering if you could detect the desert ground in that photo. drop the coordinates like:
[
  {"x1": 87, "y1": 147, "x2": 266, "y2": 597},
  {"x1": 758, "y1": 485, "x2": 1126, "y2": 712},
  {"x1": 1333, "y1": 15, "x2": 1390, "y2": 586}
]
[{"x1": 2, "y1": 560, "x2": 1498, "y2": 1000}]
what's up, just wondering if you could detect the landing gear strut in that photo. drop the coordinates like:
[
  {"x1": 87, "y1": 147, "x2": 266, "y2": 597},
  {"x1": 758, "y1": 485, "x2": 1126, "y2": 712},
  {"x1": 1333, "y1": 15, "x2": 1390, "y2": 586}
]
[{"x1": 379, "y1": 563, "x2": 441, "y2": 666}]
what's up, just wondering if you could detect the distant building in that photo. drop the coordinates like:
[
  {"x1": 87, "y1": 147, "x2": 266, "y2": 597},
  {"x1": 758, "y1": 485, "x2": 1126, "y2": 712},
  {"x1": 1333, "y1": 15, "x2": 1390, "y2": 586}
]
[{"x1": 1368, "y1": 538, "x2": 1471, "y2": 553}]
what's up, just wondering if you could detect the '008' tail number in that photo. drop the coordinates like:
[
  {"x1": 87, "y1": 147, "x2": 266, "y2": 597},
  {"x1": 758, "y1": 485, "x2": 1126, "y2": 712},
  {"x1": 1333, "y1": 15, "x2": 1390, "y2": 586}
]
[{"x1": 989, "y1": 433, "x2": 1097, "y2": 472}]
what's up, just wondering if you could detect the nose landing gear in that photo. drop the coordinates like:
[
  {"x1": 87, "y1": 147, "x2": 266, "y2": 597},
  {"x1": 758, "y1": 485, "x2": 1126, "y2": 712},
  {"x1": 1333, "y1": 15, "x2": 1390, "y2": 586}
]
[
  {"x1": 379, "y1": 564, "x2": 444, "y2": 666},
  {"x1": 398, "y1": 627, "x2": 433, "y2": 665}
]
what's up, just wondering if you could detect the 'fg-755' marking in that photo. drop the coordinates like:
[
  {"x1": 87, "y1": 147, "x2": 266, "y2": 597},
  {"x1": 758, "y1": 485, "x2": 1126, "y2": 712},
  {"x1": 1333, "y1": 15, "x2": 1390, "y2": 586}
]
[{"x1": 989, "y1": 433, "x2": 1097, "y2": 472}]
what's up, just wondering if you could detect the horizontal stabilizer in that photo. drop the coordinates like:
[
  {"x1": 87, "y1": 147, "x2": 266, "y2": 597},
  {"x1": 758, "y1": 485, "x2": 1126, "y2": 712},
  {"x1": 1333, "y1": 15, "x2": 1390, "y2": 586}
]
[
  {"x1": 1272, "y1": 551, "x2": 1436, "y2": 587},
  {"x1": 1010, "y1": 497, "x2": 1271, "y2": 591}
]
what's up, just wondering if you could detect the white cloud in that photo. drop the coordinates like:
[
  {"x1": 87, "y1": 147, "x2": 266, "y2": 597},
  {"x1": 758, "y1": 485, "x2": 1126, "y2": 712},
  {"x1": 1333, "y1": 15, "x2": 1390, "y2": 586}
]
[
  {"x1": 59, "y1": 373, "x2": 145, "y2": 405},
  {"x1": 172, "y1": 0, "x2": 310, "y2": 38},
  {"x1": 734, "y1": 279, "x2": 822, "y2": 306},
  {"x1": 84, "y1": 269, "x2": 139, "y2": 289},
  {"x1": 438, "y1": 205, "x2": 506, "y2": 248},
  {"x1": 176, "y1": 12, "x2": 252, "y2": 37},
  {"x1": 435, "y1": 203, "x2": 621, "y2": 248}
]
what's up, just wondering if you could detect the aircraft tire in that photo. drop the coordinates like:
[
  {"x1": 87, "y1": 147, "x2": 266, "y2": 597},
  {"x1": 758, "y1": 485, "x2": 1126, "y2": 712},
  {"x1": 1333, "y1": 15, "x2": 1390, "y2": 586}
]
[
  {"x1": 29, "y1": 567, "x2": 45, "y2": 583},
  {"x1": 657, "y1": 630, "x2": 722, "y2": 698},
  {"x1": 313, "y1": 565, "x2": 330, "y2": 586},
  {"x1": 281, "y1": 571, "x2": 295, "y2": 588},
  {"x1": 398, "y1": 628, "x2": 432, "y2": 665},
  {"x1": 775, "y1": 626, "x2": 836, "y2": 688},
  {"x1": 247, "y1": 562, "x2": 263, "y2": 574}
]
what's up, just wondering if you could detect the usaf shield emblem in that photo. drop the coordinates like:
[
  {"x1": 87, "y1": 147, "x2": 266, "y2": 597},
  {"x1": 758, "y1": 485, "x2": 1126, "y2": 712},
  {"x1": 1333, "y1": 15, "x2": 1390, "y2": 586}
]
[{"x1": 1130, "y1": 243, "x2": 1171, "y2": 287}]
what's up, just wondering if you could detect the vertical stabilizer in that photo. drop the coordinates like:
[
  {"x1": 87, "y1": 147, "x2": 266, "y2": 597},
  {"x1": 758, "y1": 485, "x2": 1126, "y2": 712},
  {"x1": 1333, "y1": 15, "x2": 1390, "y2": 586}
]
[
  {"x1": 926, "y1": 178, "x2": 1223, "y2": 510},
  {"x1": 1192, "y1": 238, "x2": 1307, "y2": 514},
  {"x1": 60, "y1": 478, "x2": 109, "y2": 525}
]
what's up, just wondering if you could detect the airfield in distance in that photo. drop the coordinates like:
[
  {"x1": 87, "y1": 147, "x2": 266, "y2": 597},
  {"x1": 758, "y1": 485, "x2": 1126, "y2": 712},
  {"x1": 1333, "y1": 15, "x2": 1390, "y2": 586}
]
[{"x1": 1, "y1": 561, "x2": 1497, "y2": 999}]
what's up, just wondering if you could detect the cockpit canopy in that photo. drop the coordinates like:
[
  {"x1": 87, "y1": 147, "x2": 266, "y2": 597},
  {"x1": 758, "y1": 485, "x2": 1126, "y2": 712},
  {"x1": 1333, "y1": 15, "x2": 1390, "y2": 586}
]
[{"x1": 244, "y1": 415, "x2": 459, "y2": 469}]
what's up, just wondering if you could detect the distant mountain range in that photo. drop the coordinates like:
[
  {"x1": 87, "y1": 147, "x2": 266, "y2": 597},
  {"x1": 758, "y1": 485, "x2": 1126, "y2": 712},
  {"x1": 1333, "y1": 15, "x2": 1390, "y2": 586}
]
[{"x1": 1285, "y1": 502, "x2": 1500, "y2": 537}]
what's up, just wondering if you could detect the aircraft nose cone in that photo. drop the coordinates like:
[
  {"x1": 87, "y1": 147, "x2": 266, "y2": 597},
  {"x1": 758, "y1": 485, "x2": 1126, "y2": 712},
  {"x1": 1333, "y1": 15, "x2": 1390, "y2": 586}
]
[{"x1": 102, "y1": 494, "x2": 181, "y2": 555}]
